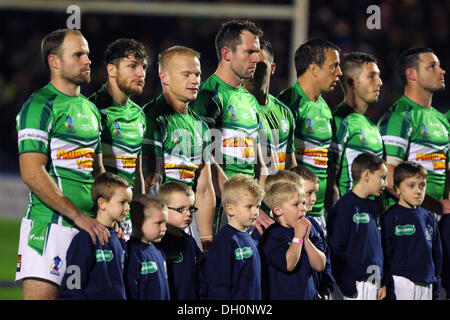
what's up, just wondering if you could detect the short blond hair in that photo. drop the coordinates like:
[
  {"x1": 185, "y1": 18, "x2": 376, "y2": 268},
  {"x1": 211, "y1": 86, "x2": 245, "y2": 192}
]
[
  {"x1": 158, "y1": 181, "x2": 194, "y2": 205},
  {"x1": 265, "y1": 182, "x2": 305, "y2": 209},
  {"x1": 264, "y1": 170, "x2": 304, "y2": 192},
  {"x1": 222, "y1": 173, "x2": 264, "y2": 207},
  {"x1": 158, "y1": 45, "x2": 200, "y2": 72}
]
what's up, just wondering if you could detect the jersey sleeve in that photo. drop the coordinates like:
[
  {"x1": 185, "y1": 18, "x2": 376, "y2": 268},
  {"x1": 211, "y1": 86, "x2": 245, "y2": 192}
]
[
  {"x1": 204, "y1": 237, "x2": 233, "y2": 299},
  {"x1": 431, "y1": 217, "x2": 443, "y2": 299},
  {"x1": 381, "y1": 212, "x2": 396, "y2": 299},
  {"x1": 16, "y1": 95, "x2": 54, "y2": 155},
  {"x1": 378, "y1": 107, "x2": 411, "y2": 163},
  {"x1": 261, "y1": 231, "x2": 289, "y2": 273},
  {"x1": 124, "y1": 245, "x2": 142, "y2": 300}
]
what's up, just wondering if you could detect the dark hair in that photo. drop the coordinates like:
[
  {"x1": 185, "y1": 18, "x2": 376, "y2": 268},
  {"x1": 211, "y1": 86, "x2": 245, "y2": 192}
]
[
  {"x1": 393, "y1": 161, "x2": 428, "y2": 188},
  {"x1": 294, "y1": 38, "x2": 340, "y2": 78},
  {"x1": 91, "y1": 172, "x2": 131, "y2": 213},
  {"x1": 398, "y1": 47, "x2": 434, "y2": 85},
  {"x1": 351, "y1": 153, "x2": 386, "y2": 184},
  {"x1": 340, "y1": 52, "x2": 377, "y2": 92},
  {"x1": 41, "y1": 29, "x2": 82, "y2": 68},
  {"x1": 215, "y1": 20, "x2": 263, "y2": 61},
  {"x1": 158, "y1": 181, "x2": 194, "y2": 205},
  {"x1": 260, "y1": 39, "x2": 274, "y2": 61},
  {"x1": 290, "y1": 165, "x2": 319, "y2": 184},
  {"x1": 104, "y1": 38, "x2": 149, "y2": 67},
  {"x1": 130, "y1": 194, "x2": 167, "y2": 240}
]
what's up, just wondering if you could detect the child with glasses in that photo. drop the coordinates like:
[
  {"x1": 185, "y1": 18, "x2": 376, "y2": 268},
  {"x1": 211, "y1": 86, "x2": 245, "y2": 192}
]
[{"x1": 157, "y1": 181, "x2": 205, "y2": 300}]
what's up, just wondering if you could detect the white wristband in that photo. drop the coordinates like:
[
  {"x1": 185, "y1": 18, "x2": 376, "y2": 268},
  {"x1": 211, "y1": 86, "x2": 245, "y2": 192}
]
[{"x1": 292, "y1": 237, "x2": 303, "y2": 245}]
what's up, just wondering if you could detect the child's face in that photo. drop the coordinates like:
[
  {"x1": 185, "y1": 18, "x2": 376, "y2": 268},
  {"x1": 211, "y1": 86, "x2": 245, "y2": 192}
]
[
  {"x1": 167, "y1": 191, "x2": 196, "y2": 230},
  {"x1": 367, "y1": 164, "x2": 388, "y2": 196},
  {"x1": 141, "y1": 207, "x2": 168, "y2": 243},
  {"x1": 277, "y1": 192, "x2": 307, "y2": 228},
  {"x1": 227, "y1": 192, "x2": 261, "y2": 231},
  {"x1": 303, "y1": 180, "x2": 319, "y2": 212},
  {"x1": 396, "y1": 174, "x2": 427, "y2": 209},
  {"x1": 103, "y1": 187, "x2": 132, "y2": 223}
]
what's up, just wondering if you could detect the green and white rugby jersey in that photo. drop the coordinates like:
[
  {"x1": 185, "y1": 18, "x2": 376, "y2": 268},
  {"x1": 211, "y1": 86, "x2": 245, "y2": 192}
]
[
  {"x1": 89, "y1": 85, "x2": 146, "y2": 185},
  {"x1": 257, "y1": 94, "x2": 295, "y2": 172},
  {"x1": 278, "y1": 82, "x2": 333, "y2": 217},
  {"x1": 142, "y1": 94, "x2": 211, "y2": 188},
  {"x1": 332, "y1": 102, "x2": 384, "y2": 197},
  {"x1": 378, "y1": 95, "x2": 449, "y2": 206},
  {"x1": 16, "y1": 83, "x2": 101, "y2": 227},
  {"x1": 191, "y1": 74, "x2": 259, "y2": 178}
]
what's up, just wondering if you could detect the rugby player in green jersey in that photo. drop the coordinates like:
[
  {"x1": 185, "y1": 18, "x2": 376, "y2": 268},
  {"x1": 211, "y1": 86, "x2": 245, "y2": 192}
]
[
  {"x1": 278, "y1": 39, "x2": 342, "y2": 231},
  {"x1": 191, "y1": 20, "x2": 268, "y2": 235},
  {"x1": 90, "y1": 39, "x2": 148, "y2": 240},
  {"x1": 330, "y1": 52, "x2": 384, "y2": 200},
  {"x1": 142, "y1": 46, "x2": 215, "y2": 251},
  {"x1": 378, "y1": 47, "x2": 450, "y2": 214},
  {"x1": 243, "y1": 39, "x2": 296, "y2": 236},
  {"x1": 15, "y1": 30, "x2": 108, "y2": 299}
]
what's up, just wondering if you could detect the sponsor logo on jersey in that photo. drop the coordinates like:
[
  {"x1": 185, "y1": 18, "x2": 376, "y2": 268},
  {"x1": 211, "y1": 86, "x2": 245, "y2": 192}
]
[
  {"x1": 96, "y1": 250, "x2": 113, "y2": 262},
  {"x1": 234, "y1": 247, "x2": 253, "y2": 260},
  {"x1": 353, "y1": 213, "x2": 370, "y2": 224},
  {"x1": 173, "y1": 131, "x2": 183, "y2": 145},
  {"x1": 165, "y1": 251, "x2": 184, "y2": 264},
  {"x1": 394, "y1": 224, "x2": 416, "y2": 236},
  {"x1": 425, "y1": 224, "x2": 433, "y2": 241},
  {"x1": 141, "y1": 261, "x2": 158, "y2": 274},
  {"x1": 360, "y1": 130, "x2": 368, "y2": 144},
  {"x1": 50, "y1": 256, "x2": 63, "y2": 276}
]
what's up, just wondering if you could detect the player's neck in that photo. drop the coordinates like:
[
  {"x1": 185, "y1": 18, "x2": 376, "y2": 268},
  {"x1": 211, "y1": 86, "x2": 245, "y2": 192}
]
[
  {"x1": 96, "y1": 212, "x2": 115, "y2": 229},
  {"x1": 163, "y1": 90, "x2": 189, "y2": 114},
  {"x1": 51, "y1": 77, "x2": 80, "y2": 97},
  {"x1": 106, "y1": 81, "x2": 129, "y2": 106},
  {"x1": 215, "y1": 63, "x2": 242, "y2": 89},
  {"x1": 343, "y1": 93, "x2": 368, "y2": 114},
  {"x1": 352, "y1": 184, "x2": 370, "y2": 199},
  {"x1": 404, "y1": 85, "x2": 433, "y2": 108},
  {"x1": 167, "y1": 225, "x2": 183, "y2": 237},
  {"x1": 298, "y1": 76, "x2": 321, "y2": 102}
]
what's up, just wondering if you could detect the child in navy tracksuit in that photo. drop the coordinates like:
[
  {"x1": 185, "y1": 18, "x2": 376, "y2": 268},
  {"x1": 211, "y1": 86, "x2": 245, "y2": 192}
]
[
  {"x1": 439, "y1": 215, "x2": 450, "y2": 299},
  {"x1": 327, "y1": 153, "x2": 387, "y2": 300},
  {"x1": 382, "y1": 161, "x2": 442, "y2": 300},
  {"x1": 260, "y1": 181, "x2": 326, "y2": 300},
  {"x1": 290, "y1": 165, "x2": 335, "y2": 300},
  {"x1": 125, "y1": 194, "x2": 170, "y2": 300},
  {"x1": 156, "y1": 182, "x2": 205, "y2": 300},
  {"x1": 204, "y1": 174, "x2": 265, "y2": 300},
  {"x1": 59, "y1": 173, "x2": 132, "y2": 300}
]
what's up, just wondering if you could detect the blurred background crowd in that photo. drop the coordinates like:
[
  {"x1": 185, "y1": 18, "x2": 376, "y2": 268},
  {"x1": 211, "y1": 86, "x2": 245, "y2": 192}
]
[{"x1": 0, "y1": 0, "x2": 449, "y2": 174}]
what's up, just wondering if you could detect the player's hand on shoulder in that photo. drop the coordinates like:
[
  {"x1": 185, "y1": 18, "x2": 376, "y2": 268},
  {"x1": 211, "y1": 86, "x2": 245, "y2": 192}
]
[{"x1": 74, "y1": 213, "x2": 109, "y2": 245}]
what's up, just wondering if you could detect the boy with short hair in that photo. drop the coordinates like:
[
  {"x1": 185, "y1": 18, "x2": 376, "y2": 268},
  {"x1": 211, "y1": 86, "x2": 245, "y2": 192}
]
[
  {"x1": 125, "y1": 194, "x2": 170, "y2": 300},
  {"x1": 58, "y1": 172, "x2": 132, "y2": 299},
  {"x1": 260, "y1": 182, "x2": 326, "y2": 299},
  {"x1": 204, "y1": 173, "x2": 265, "y2": 300},
  {"x1": 156, "y1": 181, "x2": 205, "y2": 300},
  {"x1": 290, "y1": 165, "x2": 334, "y2": 300},
  {"x1": 327, "y1": 153, "x2": 387, "y2": 300},
  {"x1": 382, "y1": 161, "x2": 443, "y2": 300}
]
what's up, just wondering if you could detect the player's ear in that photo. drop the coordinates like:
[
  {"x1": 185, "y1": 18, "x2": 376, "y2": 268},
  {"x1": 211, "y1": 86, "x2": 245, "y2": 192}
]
[
  {"x1": 107, "y1": 63, "x2": 117, "y2": 78},
  {"x1": 309, "y1": 63, "x2": 320, "y2": 77},
  {"x1": 225, "y1": 203, "x2": 234, "y2": 216},
  {"x1": 271, "y1": 205, "x2": 282, "y2": 217},
  {"x1": 221, "y1": 47, "x2": 232, "y2": 62},
  {"x1": 48, "y1": 54, "x2": 59, "y2": 70},
  {"x1": 405, "y1": 68, "x2": 416, "y2": 82},
  {"x1": 97, "y1": 197, "x2": 108, "y2": 211},
  {"x1": 159, "y1": 71, "x2": 169, "y2": 86},
  {"x1": 271, "y1": 62, "x2": 276, "y2": 75},
  {"x1": 362, "y1": 168, "x2": 371, "y2": 182}
]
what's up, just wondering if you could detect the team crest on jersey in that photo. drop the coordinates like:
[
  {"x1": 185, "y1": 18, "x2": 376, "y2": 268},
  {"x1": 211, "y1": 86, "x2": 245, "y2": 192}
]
[
  {"x1": 50, "y1": 256, "x2": 63, "y2": 276},
  {"x1": 359, "y1": 130, "x2": 368, "y2": 145},
  {"x1": 305, "y1": 118, "x2": 313, "y2": 132},
  {"x1": 173, "y1": 131, "x2": 183, "y2": 145},
  {"x1": 420, "y1": 124, "x2": 429, "y2": 137},
  {"x1": 113, "y1": 121, "x2": 121, "y2": 135},
  {"x1": 281, "y1": 119, "x2": 288, "y2": 134},
  {"x1": 425, "y1": 224, "x2": 433, "y2": 241},
  {"x1": 228, "y1": 105, "x2": 238, "y2": 121},
  {"x1": 65, "y1": 116, "x2": 76, "y2": 133}
]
